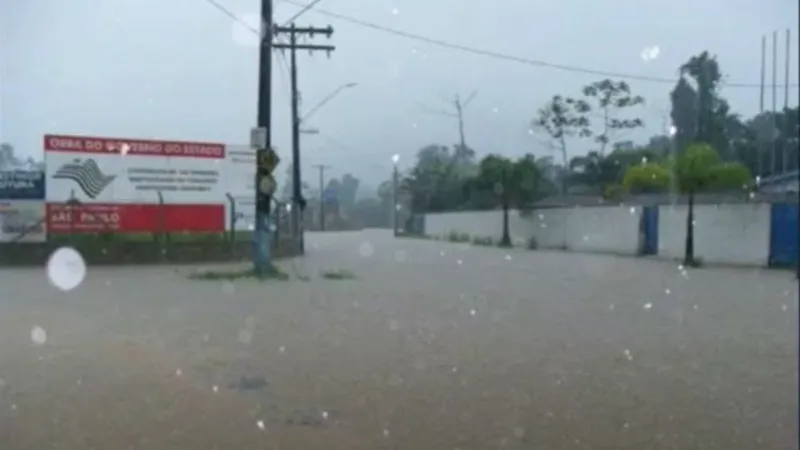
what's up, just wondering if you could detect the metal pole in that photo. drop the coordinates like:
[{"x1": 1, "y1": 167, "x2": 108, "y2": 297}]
[
  {"x1": 254, "y1": 0, "x2": 274, "y2": 274},
  {"x1": 758, "y1": 35, "x2": 765, "y2": 178},
  {"x1": 785, "y1": 29, "x2": 791, "y2": 110},
  {"x1": 392, "y1": 164, "x2": 398, "y2": 236},
  {"x1": 772, "y1": 31, "x2": 778, "y2": 176},
  {"x1": 784, "y1": 29, "x2": 791, "y2": 172},
  {"x1": 289, "y1": 23, "x2": 302, "y2": 242}
]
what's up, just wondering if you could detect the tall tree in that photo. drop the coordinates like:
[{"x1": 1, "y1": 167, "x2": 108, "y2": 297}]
[
  {"x1": 403, "y1": 144, "x2": 473, "y2": 212},
  {"x1": 673, "y1": 144, "x2": 751, "y2": 265},
  {"x1": 470, "y1": 154, "x2": 542, "y2": 247},
  {"x1": 531, "y1": 95, "x2": 591, "y2": 193},
  {"x1": 580, "y1": 79, "x2": 645, "y2": 155},
  {"x1": 670, "y1": 77, "x2": 699, "y2": 152}
]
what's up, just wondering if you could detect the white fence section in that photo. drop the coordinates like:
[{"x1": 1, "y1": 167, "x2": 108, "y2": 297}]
[
  {"x1": 657, "y1": 203, "x2": 771, "y2": 266},
  {"x1": 422, "y1": 202, "x2": 774, "y2": 266}
]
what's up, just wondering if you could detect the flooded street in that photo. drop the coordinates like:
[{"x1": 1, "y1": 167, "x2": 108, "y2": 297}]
[{"x1": 0, "y1": 230, "x2": 797, "y2": 449}]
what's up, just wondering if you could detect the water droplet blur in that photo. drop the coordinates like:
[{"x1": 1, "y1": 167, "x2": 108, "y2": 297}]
[
  {"x1": 46, "y1": 247, "x2": 86, "y2": 291},
  {"x1": 358, "y1": 242, "x2": 375, "y2": 257},
  {"x1": 256, "y1": 420, "x2": 265, "y2": 430},
  {"x1": 30, "y1": 326, "x2": 47, "y2": 345},
  {"x1": 212, "y1": 385, "x2": 219, "y2": 393},
  {"x1": 664, "y1": 288, "x2": 671, "y2": 294},
  {"x1": 504, "y1": 254, "x2": 512, "y2": 261},
  {"x1": 383, "y1": 429, "x2": 390, "y2": 437},
  {"x1": 623, "y1": 349, "x2": 633, "y2": 360},
  {"x1": 512, "y1": 426, "x2": 525, "y2": 438},
  {"x1": 470, "y1": 309, "x2": 477, "y2": 316},
  {"x1": 781, "y1": 304, "x2": 788, "y2": 311},
  {"x1": 279, "y1": 346, "x2": 286, "y2": 354},
  {"x1": 643, "y1": 303, "x2": 652, "y2": 310},
  {"x1": 175, "y1": 369, "x2": 182, "y2": 377},
  {"x1": 457, "y1": 259, "x2": 463, "y2": 265},
  {"x1": 221, "y1": 282, "x2": 235, "y2": 295},
  {"x1": 390, "y1": 7, "x2": 399, "y2": 15},
  {"x1": 608, "y1": 303, "x2": 615, "y2": 310},
  {"x1": 322, "y1": 411, "x2": 329, "y2": 420},
  {"x1": 393, "y1": 249, "x2": 407, "y2": 262},
  {"x1": 388, "y1": 320, "x2": 399, "y2": 331}
]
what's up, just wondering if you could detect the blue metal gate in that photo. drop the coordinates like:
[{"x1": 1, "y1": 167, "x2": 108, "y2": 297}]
[
  {"x1": 641, "y1": 206, "x2": 659, "y2": 255},
  {"x1": 769, "y1": 203, "x2": 799, "y2": 267}
]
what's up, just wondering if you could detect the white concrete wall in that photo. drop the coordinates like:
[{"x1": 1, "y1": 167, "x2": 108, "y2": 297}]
[
  {"x1": 423, "y1": 210, "x2": 532, "y2": 245},
  {"x1": 424, "y1": 206, "x2": 642, "y2": 254},
  {"x1": 423, "y1": 203, "x2": 774, "y2": 266},
  {"x1": 658, "y1": 203, "x2": 771, "y2": 266},
  {"x1": 565, "y1": 206, "x2": 642, "y2": 255}
]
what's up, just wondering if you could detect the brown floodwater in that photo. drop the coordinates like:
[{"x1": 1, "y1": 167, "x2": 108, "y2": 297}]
[{"x1": 0, "y1": 230, "x2": 796, "y2": 449}]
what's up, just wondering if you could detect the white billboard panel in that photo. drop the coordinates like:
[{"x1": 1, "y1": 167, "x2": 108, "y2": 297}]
[
  {"x1": 224, "y1": 146, "x2": 256, "y2": 231},
  {"x1": 44, "y1": 134, "x2": 227, "y2": 205},
  {"x1": 0, "y1": 200, "x2": 46, "y2": 242}
]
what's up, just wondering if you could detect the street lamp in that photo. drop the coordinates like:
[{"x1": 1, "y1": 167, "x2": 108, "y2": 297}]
[
  {"x1": 300, "y1": 82, "x2": 358, "y2": 134},
  {"x1": 392, "y1": 154, "x2": 400, "y2": 236}
]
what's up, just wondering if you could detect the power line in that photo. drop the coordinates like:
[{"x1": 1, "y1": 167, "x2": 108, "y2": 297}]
[{"x1": 282, "y1": 0, "x2": 798, "y2": 89}]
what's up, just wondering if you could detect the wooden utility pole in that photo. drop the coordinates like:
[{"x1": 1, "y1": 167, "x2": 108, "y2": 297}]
[
  {"x1": 312, "y1": 164, "x2": 330, "y2": 231},
  {"x1": 253, "y1": 0, "x2": 275, "y2": 274},
  {"x1": 273, "y1": 24, "x2": 335, "y2": 249}
]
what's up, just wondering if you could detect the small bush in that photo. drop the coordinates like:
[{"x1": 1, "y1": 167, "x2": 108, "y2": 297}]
[
  {"x1": 447, "y1": 230, "x2": 470, "y2": 242},
  {"x1": 471, "y1": 236, "x2": 494, "y2": 246}
]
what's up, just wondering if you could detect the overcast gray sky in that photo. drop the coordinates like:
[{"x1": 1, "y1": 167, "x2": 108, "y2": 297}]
[{"x1": 2, "y1": 0, "x2": 798, "y2": 190}]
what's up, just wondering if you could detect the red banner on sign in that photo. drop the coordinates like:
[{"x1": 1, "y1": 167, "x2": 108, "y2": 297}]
[
  {"x1": 43, "y1": 134, "x2": 225, "y2": 159},
  {"x1": 46, "y1": 203, "x2": 225, "y2": 233}
]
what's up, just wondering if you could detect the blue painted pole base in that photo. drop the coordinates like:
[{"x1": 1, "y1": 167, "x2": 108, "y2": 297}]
[{"x1": 253, "y1": 213, "x2": 273, "y2": 275}]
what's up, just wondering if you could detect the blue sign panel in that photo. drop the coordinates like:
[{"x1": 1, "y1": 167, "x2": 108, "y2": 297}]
[
  {"x1": 0, "y1": 171, "x2": 45, "y2": 200},
  {"x1": 323, "y1": 187, "x2": 338, "y2": 204}
]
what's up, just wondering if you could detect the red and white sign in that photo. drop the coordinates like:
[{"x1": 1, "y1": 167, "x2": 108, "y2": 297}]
[
  {"x1": 44, "y1": 134, "x2": 227, "y2": 205},
  {"x1": 44, "y1": 135, "x2": 225, "y2": 158},
  {"x1": 46, "y1": 203, "x2": 225, "y2": 233}
]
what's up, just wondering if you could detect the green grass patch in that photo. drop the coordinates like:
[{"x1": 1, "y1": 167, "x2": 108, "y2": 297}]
[
  {"x1": 320, "y1": 269, "x2": 357, "y2": 280},
  {"x1": 188, "y1": 266, "x2": 289, "y2": 281}
]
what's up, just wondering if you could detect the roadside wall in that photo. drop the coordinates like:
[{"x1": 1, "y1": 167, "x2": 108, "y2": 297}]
[{"x1": 422, "y1": 202, "x2": 785, "y2": 267}]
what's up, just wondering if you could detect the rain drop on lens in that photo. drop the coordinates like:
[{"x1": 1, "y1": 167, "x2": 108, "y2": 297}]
[
  {"x1": 46, "y1": 247, "x2": 87, "y2": 291},
  {"x1": 30, "y1": 326, "x2": 47, "y2": 345}
]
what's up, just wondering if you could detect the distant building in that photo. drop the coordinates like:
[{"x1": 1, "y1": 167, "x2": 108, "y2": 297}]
[{"x1": 758, "y1": 170, "x2": 799, "y2": 194}]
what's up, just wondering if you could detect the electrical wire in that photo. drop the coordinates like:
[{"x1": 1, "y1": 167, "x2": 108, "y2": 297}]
[{"x1": 281, "y1": 0, "x2": 798, "y2": 89}]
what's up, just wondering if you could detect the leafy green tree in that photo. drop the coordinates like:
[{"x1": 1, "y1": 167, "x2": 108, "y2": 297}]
[
  {"x1": 670, "y1": 77, "x2": 699, "y2": 152},
  {"x1": 470, "y1": 154, "x2": 542, "y2": 247},
  {"x1": 622, "y1": 163, "x2": 672, "y2": 193},
  {"x1": 570, "y1": 148, "x2": 661, "y2": 195},
  {"x1": 674, "y1": 143, "x2": 752, "y2": 265},
  {"x1": 531, "y1": 95, "x2": 591, "y2": 193},
  {"x1": 403, "y1": 144, "x2": 476, "y2": 212},
  {"x1": 580, "y1": 79, "x2": 645, "y2": 155}
]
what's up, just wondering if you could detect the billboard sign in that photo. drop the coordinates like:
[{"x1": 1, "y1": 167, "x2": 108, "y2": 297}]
[
  {"x1": 46, "y1": 203, "x2": 224, "y2": 233},
  {"x1": 0, "y1": 170, "x2": 45, "y2": 200},
  {"x1": 0, "y1": 201, "x2": 46, "y2": 242},
  {"x1": 44, "y1": 134, "x2": 228, "y2": 233},
  {"x1": 44, "y1": 134, "x2": 226, "y2": 204},
  {"x1": 223, "y1": 146, "x2": 257, "y2": 231}
]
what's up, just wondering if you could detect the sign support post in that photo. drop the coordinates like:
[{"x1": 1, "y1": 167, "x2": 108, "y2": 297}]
[{"x1": 253, "y1": 127, "x2": 279, "y2": 275}]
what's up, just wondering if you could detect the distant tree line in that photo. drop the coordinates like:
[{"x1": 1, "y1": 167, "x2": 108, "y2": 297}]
[{"x1": 397, "y1": 50, "x2": 799, "y2": 263}]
